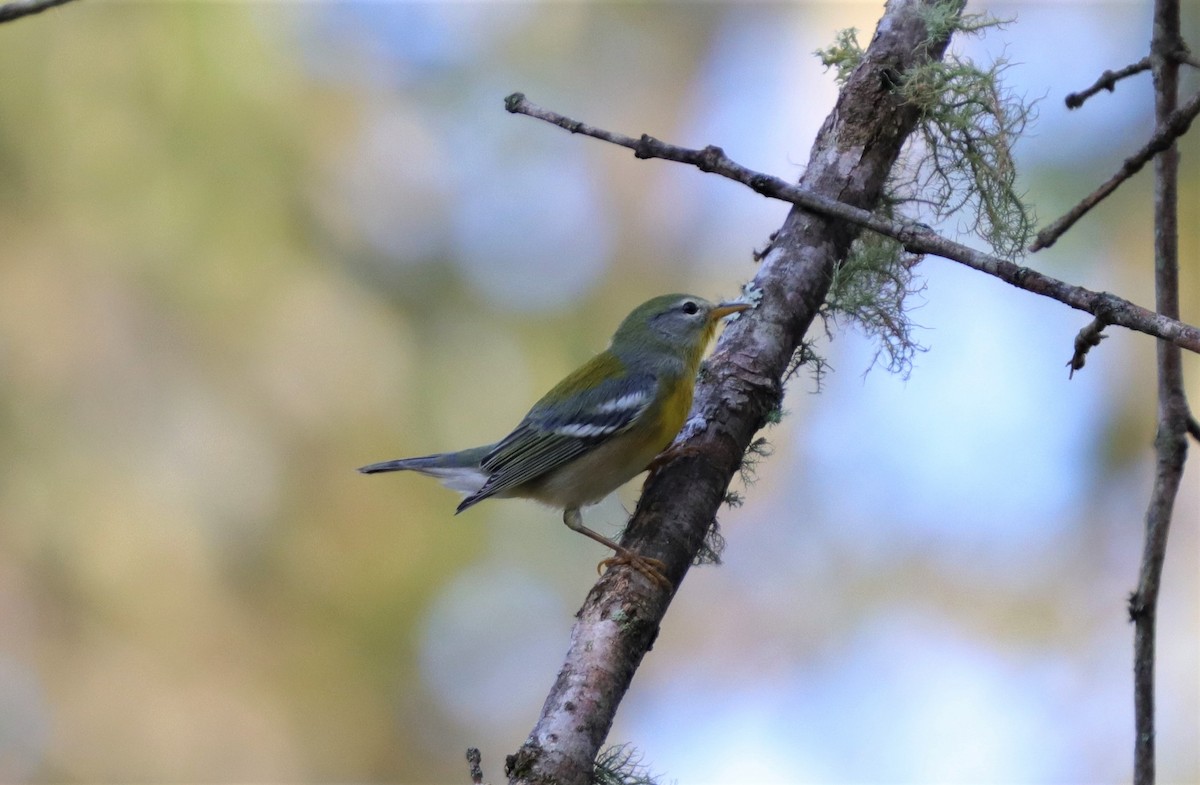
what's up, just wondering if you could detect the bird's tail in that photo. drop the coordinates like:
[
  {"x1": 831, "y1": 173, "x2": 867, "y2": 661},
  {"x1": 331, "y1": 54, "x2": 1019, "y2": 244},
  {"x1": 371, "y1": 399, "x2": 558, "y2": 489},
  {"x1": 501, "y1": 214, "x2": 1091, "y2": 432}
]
[
  {"x1": 357, "y1": 446, "x2": 493, "y2": 495},
  {"x1": 358, "y1": 455, "x2": 439, "y2": 474}
]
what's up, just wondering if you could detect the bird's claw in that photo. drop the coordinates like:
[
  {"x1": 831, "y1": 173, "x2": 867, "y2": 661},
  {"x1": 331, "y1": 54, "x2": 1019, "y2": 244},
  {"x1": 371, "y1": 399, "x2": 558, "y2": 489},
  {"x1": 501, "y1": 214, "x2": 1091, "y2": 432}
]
[
  {"x1": 645, "y1": 444, "x2": 700, "y2": 481},
  {"x1": 597, "y1": 551, "x2": 671, "y2": 588}
]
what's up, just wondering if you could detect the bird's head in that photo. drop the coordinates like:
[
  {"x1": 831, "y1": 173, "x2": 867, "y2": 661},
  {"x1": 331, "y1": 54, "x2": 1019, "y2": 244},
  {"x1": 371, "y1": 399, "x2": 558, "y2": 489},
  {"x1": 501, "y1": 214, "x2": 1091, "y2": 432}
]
[{"x1": 610, "y1": 293, "x2": 750, "y2": 361}]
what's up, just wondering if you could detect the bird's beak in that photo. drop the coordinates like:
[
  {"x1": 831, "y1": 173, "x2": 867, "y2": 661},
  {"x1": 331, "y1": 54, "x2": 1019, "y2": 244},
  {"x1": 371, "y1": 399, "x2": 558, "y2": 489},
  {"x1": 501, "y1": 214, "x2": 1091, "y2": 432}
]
[{"x1": 710, "y1": 301, "x2": 751, "y2": 320}]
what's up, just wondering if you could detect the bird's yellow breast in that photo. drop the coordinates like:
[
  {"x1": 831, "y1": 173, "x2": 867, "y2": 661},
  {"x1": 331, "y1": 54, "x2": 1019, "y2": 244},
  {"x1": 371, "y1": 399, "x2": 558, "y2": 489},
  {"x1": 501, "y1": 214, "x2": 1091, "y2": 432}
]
[
  {"x1": 654, "y1": 369, "x2": 694, "y2": 447},
  {"x1": 652, "y1": 317, "x2": 713, "y2": 443}
]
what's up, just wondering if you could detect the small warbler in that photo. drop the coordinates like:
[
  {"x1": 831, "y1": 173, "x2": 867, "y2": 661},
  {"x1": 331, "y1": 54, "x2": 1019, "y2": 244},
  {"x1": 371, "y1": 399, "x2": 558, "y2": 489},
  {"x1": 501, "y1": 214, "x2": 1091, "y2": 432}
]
[{"x1": 359, "y1": 293, "x2": 750, "y2": 586}]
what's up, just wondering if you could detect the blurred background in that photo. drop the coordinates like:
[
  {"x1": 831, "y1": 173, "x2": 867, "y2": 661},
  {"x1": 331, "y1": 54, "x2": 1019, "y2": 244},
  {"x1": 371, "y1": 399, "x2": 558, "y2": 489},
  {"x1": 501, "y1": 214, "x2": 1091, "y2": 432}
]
[{"x1": 0, "y1": 1, "x2": 1197, "y2": 782}]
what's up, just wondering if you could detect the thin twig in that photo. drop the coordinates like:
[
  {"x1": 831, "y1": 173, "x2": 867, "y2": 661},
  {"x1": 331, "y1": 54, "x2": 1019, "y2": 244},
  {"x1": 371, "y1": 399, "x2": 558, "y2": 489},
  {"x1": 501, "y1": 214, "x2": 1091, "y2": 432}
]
[
  {"x1": 1173, "y1": 48, "x2": 1200, "y2": 69},
  {"x1": 1131, "y1": 3, "x2": 1191, "y2": 784},
  {"x1": 1067, "y1": 317, "x2": 1108, "y2": 378},
  {"x1": 505, "y1": 93, "x2": 1200, "y2": 355},
  {"x1": 467, "y1": 748, "x2": 486, "y2": 785},
  {"x1": 1065, "y1": 57, "x2": 1152, "y2": 109},
  {"x1": 0, "y1": 0, "x2": 79, "y2": 24},
  {"x1": 1030, "y1": 86, "x2": 1200, "y2": 251},
  {"x1": 1187, "y1": 415, "x2": 1200, "y2": 443}
]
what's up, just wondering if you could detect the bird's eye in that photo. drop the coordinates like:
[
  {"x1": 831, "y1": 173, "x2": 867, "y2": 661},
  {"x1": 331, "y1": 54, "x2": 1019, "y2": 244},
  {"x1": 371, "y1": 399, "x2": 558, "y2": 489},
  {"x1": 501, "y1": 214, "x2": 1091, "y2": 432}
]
[{"x1": 681, "y1": 301, "x2": 699, "y2": 315}]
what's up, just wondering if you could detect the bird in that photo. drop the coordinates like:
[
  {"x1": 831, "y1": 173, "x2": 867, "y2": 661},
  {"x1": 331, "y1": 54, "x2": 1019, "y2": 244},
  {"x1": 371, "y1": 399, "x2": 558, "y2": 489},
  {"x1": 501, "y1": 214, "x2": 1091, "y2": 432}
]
[{"x1": 358, "y1": 293, "x2": 750, "y2": 587}]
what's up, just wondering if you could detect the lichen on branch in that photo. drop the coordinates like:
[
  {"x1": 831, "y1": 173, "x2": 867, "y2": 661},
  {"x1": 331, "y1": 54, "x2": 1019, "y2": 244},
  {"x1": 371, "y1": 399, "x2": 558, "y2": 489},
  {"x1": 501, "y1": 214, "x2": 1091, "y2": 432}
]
[
  {"x1": 815, "y1": 6, "x2": 1035, "y2": 375},
  {"x1": 825, "y1": 223, "x2": 928, "y2": 378},
  {"x1": 819, "y1": 8, "x2": 1035, "y2": 259},
  {"x1": 899, "y1": 52, "x2": 1036, "y2": 258},
  {"x1": 592, "y1": 743, "x2": 660, "y2": 785}
]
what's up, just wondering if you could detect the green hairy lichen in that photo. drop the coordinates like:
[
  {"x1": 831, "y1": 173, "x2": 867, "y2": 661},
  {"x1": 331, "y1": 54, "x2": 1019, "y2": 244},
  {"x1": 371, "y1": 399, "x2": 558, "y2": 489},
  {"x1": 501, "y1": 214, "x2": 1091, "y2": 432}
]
[
  {"x1": 593, "y1": 743, "x2": 660, "y2": 785},
  {"x1": 815, "y1": 4, "x2": 1036, "y2": 375},
  {"x1": 825, "y1": 221, "x2": 928, "y2": 378}
]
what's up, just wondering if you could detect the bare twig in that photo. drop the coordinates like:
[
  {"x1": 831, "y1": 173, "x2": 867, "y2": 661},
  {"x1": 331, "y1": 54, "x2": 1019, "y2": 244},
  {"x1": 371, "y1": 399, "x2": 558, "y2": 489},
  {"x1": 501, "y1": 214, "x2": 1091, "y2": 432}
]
[
  {"x1": 504, "y1": 2, "x2": 968, "y2": 783},
  {"x1": 506, "y1": 93, "x2": 1200, "y2": 355},
  {"x1": 1030, "y1": 86, "x2": 1200, "y2": 251},
  {"x1": 0, "y1": 0, "x2": 79, "y2": 24},
  {"x1": 1187, "y1": 415, "x2": 1200, "y2": 443},
  {"x1": 1067, "y1": 318, "x2": 1108, "y2": 378},
  {"x1": 1131, "y1": 3, "x2": 1191, "y2": 784},
  {"x1": 1178, "y1": 52, "x2": 1200, "y2": 69},
  {"x1": 1065, "y1": 58, "x2": 1151, "y2": 109},
  {"x1": 467, "y1": 747, "x2": 486, "y2": 785}
]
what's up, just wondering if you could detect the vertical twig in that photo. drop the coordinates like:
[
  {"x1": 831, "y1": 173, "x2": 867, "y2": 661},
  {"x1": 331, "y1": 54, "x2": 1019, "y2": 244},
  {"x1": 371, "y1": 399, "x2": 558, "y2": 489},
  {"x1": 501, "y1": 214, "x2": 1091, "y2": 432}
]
[{"x1": 1130, "y1": 2, "x2": 1191, "y2": 785}]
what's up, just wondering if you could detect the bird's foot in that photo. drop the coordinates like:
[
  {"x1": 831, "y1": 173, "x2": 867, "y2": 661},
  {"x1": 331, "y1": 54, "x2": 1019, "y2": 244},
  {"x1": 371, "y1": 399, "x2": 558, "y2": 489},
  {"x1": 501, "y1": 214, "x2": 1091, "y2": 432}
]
[
  {"x1": 597, "y1": 550, "x2": 671, "y2": 588},
  {"x1": 645, "y1": 443, "x2": 701, "y2": 481}
]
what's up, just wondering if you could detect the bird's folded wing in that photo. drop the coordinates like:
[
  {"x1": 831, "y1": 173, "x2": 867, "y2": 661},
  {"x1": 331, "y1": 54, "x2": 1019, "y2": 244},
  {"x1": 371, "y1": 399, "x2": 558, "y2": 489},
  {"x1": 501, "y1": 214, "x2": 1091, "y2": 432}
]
[{"x1": 460, "y1": 365, "x2": 656, "y2": 507}]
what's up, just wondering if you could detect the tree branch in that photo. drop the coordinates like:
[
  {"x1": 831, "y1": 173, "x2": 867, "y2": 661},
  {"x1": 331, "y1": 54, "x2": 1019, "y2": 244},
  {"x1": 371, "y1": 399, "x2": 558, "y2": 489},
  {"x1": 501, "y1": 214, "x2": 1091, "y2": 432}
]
[
  {"x1": 1030, "y1": 85, "x2": 1200, "y2": 251},
  {"x1": 0, "y1": 0, "x2": 79, "y2": 24},
  {"x1": 504, "y1": 2, "x2": 968, "y2": 783},
  {"x1": 1064, "y1": 57, "x2": 1151, "y2": 109},
  {"x1": 1131, "y1": 3, "x2": 1192, "y2": 784},
  {"x1": 506, "y1": 94, "x2": 1200, "y2": 356}
]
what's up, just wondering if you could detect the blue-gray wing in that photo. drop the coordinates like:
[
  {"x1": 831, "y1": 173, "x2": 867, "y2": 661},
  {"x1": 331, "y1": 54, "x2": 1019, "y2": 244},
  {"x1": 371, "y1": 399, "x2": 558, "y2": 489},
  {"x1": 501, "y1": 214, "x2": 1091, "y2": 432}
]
[{"x1": 456, "y1": 368, "x2": 656, "y2": 511}]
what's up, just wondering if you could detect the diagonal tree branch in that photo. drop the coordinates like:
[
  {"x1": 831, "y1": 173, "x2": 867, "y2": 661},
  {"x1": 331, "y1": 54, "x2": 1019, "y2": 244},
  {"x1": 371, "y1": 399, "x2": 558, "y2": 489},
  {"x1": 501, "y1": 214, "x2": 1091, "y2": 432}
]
[
  {"x1": 504, "y1": 2, "x2": 968, "y2": 783},
  {"x1": 0, "y1": 0, "x2": 80, "y2": 24},
  {"x1": 505, "y1": 95, "x2": 1200, "y2": 356},
  {"x1": 1030, "y1": 85, "x2": 1200, "y2": 251},
  {"x1": 1064, "y1": 57, "x2": 1151, "y2": 109}
]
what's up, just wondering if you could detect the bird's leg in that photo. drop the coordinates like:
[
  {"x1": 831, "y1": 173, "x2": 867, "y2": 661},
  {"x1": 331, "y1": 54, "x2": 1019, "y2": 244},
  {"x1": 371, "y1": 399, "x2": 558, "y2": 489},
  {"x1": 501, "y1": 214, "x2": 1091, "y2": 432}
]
[{"x1": 562, "y1": 508, "x2": 671, "y2": 588}]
